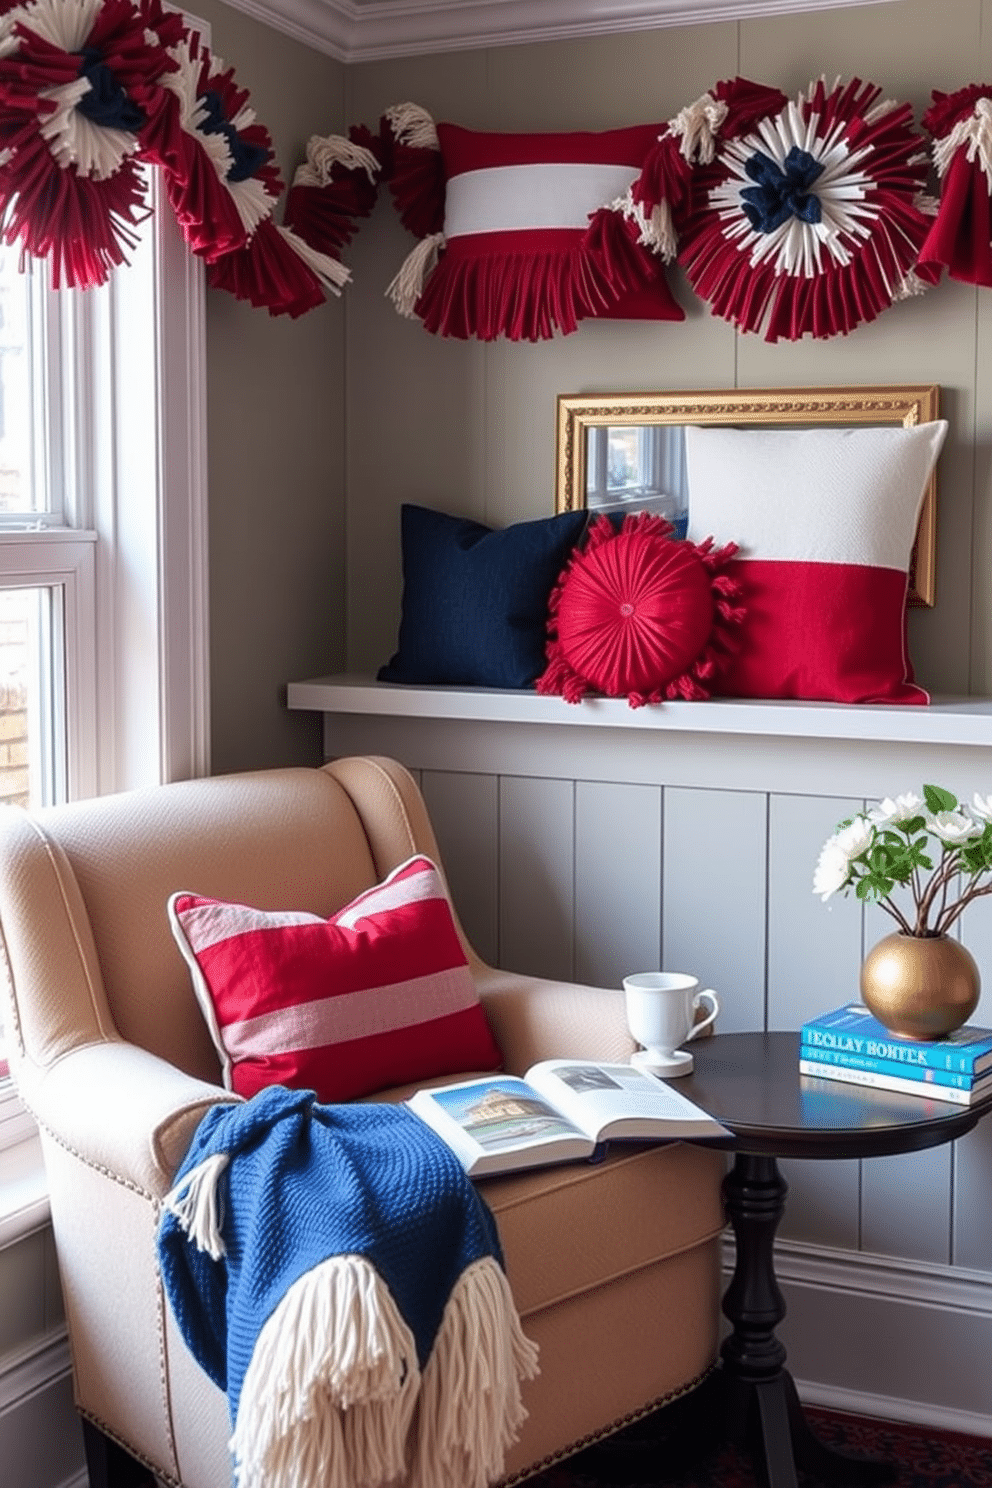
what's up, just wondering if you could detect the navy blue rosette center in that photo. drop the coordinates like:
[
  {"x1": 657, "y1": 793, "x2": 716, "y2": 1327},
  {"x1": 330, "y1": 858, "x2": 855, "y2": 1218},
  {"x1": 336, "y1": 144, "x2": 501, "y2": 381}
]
[
  {"x1": 740, "y1": 145, "x2": 824, "y2": 232},
  {"x1": 75, "y1": 48, "x2": 147, "y2": 132}
]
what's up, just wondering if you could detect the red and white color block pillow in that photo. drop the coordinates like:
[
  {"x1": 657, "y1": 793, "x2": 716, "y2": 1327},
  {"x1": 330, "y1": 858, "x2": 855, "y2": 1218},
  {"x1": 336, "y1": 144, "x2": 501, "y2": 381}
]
[
  {"x1": 684, "y1": 422, "x2": 948, "y2": 705},
  {"x1": 383, "y1": 105, "x2": 685, "y2": 341},
  {"x1": 169, "y1": 855, "x2": 502, "y2": 1104}
]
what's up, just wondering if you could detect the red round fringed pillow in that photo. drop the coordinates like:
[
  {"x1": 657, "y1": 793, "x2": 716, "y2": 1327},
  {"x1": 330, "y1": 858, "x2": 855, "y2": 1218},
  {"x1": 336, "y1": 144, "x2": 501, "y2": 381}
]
[{"x1": 537, "y1": 514, "x2": 745, "y2": 708}]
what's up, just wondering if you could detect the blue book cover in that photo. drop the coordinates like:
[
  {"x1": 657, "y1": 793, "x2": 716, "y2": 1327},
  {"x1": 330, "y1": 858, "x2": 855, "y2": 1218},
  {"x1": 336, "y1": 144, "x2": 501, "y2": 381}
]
[
  {"x1": 800, "y1": 1004, "x2": 992, "y2": 1076},
  {"x1": 798, "y1": 1043, "x2": 992, "y2": 1091}
]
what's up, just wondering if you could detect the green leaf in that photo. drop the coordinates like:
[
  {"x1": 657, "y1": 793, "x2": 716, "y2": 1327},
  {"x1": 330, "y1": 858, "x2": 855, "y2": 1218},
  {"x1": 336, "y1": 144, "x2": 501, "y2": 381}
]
[
  {"x1": 857, "y1": 873, "x2": 894, "y2": 902},
  {"x1": 924, "y1": 784, "x2": 957, "y2": 813},
  {"x1": 960, "y1": 845, "x2": 992, "y2": 875}
]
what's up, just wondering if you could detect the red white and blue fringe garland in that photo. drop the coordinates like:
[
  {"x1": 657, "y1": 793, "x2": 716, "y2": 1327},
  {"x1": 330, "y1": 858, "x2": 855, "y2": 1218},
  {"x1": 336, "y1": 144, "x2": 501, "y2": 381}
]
[
  {"x1": 916, "y1": 85, "x2": 992, "y2": 287},
  {"x1": 627, "y1": 76, "x2": 790, "y2": 264},
  {"x1": 0, "y1": 0, "x2": 381, "y2": 314},
  {"x1": 4, "y1": 9, "x2": 992, "y2": 340},
  {"x1": 0, "y1": 0, "x2": 171, "y2": 289},
  {"x1": 641, "y1": 75, "x2": 935, "y2": 342}
]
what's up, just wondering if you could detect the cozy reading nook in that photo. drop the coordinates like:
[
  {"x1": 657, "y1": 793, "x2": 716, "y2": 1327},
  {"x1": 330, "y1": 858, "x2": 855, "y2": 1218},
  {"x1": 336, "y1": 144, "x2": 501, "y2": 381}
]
[
  {"x1": 287, "y1": 675, "x2": 992, "y2": 1431},
  {"x1": 0, "y1": 756, "x2": 728, "y2": 1488}
]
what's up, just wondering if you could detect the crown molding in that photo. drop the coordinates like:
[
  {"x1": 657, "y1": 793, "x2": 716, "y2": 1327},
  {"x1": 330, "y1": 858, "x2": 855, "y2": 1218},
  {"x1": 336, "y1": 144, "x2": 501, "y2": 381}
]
[{"x1": 221, "y1": 0, "x2": 898, "y2": 63}]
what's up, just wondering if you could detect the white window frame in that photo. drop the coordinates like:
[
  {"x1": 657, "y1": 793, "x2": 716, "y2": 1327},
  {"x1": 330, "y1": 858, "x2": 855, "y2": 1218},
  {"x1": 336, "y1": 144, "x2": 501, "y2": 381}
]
[
  {"x1": 93, "y1": 172, "x2": 211, "y2": 791},
  {"x1": 0, "y1": 172, "x2": 209, "y2": 1144},
  {"x1": 0, "y1": 534, "x2": 98, "y2": 800}
]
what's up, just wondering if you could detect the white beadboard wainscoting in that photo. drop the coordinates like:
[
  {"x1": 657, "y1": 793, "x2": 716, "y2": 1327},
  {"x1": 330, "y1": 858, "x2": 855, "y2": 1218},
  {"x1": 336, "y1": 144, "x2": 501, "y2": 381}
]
[
  {"x1": 288, "y1": 675, "x2": 992, "y2": 1433},
  {"x1": 0, "y1": 1199, "x2": 85, "y2": 1488}
]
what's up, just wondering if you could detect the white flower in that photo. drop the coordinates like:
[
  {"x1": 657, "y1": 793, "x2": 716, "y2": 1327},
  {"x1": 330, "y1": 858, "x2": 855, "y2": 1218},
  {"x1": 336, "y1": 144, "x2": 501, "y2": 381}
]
[
  {"x1": 972, "y1": 793, "x2": 992, "y2": 821},
  {"x1": 813, "y1": 842, "x2": 851, "y2": 900},
  {"x1": 926, "y1": 810, "x2": 983, "y2": 845},
  {"x1": 869, "y1": 792, "x2": 924, "y2": 827},
  {"x1": 835, "y1": 817, "x2": 874, "y2": 858},
  {"x1": 813, "y1": 817, "x2": 873, "y2": 900}
]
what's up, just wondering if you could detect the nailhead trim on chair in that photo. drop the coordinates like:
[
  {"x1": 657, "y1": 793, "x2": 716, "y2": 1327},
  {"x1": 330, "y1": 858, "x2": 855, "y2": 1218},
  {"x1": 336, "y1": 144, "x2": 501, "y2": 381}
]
[
  {"x1": 495, "y1": 1364, "x2": 717, "y2": 1486},
  {"x1": 31, "y1": 1109, "x2": 158, "y2": 1199}
]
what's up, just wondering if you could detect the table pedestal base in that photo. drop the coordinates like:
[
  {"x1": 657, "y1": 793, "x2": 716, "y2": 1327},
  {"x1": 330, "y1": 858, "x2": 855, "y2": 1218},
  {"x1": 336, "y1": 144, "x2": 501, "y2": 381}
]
[
  {"x1": 720, "y1": 1152, "x2": 896, "y2": 1488},
  {"x1": 715, "y1": 1366, "x2": 895, "y2": 1487}
]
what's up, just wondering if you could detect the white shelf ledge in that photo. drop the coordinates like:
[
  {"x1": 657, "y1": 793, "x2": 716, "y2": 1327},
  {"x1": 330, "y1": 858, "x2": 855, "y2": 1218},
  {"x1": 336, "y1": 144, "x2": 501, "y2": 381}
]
[{"x1": 287, "y1": 674, "x2": 992, "y2": 750}]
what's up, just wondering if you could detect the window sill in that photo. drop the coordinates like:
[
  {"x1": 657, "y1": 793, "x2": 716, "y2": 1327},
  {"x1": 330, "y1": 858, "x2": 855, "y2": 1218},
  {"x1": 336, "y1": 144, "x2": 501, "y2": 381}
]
[{"x1": 0, "y1": 1133, "x2": 49, "y2": 1248}]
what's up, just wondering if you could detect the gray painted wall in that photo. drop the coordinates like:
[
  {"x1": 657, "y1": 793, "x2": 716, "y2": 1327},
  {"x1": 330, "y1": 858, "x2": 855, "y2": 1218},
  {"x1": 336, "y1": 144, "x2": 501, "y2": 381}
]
[
  {"x1": 341, "y1": 0, "x2": 991, "y2": 700},
  {"x1": 197, "y1": 0, "x2": 347, "y2": 774}
]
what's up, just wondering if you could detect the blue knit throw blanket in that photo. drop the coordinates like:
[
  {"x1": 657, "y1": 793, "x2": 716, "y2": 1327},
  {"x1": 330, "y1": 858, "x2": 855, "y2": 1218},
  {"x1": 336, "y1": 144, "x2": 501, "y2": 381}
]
[{"x1": 158, "y1": 1086, "x2": 539, "y2": 1488}]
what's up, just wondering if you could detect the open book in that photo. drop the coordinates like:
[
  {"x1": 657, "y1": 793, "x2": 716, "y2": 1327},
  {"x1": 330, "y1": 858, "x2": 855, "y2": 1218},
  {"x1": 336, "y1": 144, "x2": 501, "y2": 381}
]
[{"x1": 406, "y1": 1058, "x2": 729, "y2": 1177}]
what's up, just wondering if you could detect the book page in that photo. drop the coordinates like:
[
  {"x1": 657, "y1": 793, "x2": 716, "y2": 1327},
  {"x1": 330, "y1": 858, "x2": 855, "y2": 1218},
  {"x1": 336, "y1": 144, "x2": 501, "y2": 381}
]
[
  {"x1": 525, "y1": 1059, "x2": 724, "y2": 1142},
  {"x1": 406, "y1": 1075, "x2": 595, "y2": 1173}
]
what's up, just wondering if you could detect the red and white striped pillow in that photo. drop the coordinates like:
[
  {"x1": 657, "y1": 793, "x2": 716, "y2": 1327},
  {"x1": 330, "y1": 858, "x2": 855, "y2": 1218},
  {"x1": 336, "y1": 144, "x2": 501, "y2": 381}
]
[{"x1": 169, "y1": 855, "x2": 502, "y2": 1103}]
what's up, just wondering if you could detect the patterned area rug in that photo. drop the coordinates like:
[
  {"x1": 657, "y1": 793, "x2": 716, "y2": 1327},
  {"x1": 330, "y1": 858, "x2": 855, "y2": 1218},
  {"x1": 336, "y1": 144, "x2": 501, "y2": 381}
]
[{"x1": 521, "y1": 1378, "x2": 992, "y2": 1487}]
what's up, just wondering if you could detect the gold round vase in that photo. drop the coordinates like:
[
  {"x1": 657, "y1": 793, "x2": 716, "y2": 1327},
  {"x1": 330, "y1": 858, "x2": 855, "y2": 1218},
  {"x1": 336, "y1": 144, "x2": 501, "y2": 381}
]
[{"x1": 859, "y1": 933, "x2": 980, "y2": 1040}]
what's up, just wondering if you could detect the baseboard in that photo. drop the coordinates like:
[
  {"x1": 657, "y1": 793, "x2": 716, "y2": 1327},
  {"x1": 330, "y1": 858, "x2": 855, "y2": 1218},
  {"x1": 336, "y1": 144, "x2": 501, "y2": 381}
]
[
  {"x1": 770, "y1": 1236, "x2": 992, "y2": 1318},
  {"x1": 0, "y1": 1328, "x2": 86, "y2": 1486},
  {"x1": 795, "y1": 1376, "x2": 992, "y2": 1439},
  {"x1": 721, "y1": 1236, "x2": 992, "y2": 1434}
]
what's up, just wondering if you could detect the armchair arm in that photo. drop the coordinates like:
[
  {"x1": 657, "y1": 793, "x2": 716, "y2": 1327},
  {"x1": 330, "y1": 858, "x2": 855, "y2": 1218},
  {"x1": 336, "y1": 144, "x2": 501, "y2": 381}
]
[
  {"x1": 23, "y1": 1040, "x2": 239, "y2": 1197},
  {"x1": 476, "y1": 969, "x2": 636, "y2": 1075}
]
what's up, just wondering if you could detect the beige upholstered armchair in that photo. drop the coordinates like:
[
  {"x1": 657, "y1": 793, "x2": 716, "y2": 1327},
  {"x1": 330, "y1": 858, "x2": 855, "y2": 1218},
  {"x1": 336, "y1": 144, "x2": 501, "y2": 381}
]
[{"x1": 0, "y1": 755, "x2": 726, "y2": 1488}]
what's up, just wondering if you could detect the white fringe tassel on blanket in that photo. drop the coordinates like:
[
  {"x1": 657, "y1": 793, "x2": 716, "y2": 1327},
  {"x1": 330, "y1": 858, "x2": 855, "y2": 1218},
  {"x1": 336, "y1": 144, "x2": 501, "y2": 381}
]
[
  {"x1": 164, "y1": 1154, "x2": 540, "y2": 1488},
  {"x1": 230, "y1": 1252, "x2": 538, "y2": 1488},
  {"x1": 412, "y1": 1257, "x2": 540, "y2": 1488}
]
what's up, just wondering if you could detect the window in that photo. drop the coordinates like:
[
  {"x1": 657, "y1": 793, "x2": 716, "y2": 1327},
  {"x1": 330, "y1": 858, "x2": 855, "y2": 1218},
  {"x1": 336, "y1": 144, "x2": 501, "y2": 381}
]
[
  {"x1": 0, "y1": 240, "x2": 97, "y2": 814},
  {"x1": 586, "y1": 423, "x2": 690, "y2": 525},
  {"x1": 0, "y1": 171, "x2": 209, "y2": 1138}
]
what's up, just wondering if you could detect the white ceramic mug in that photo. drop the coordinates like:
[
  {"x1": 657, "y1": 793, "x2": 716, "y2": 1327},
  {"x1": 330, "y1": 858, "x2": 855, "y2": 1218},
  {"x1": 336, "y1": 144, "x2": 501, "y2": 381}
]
[{"x1": 623, "y1": 972, "x2": 720, "y2": 1077}]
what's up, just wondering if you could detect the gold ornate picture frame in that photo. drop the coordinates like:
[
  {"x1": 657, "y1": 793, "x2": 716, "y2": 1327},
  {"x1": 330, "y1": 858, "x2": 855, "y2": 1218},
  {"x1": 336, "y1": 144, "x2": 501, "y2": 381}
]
[{"x1": 555, "y1": 385, "x2": 941, "y2": 607}]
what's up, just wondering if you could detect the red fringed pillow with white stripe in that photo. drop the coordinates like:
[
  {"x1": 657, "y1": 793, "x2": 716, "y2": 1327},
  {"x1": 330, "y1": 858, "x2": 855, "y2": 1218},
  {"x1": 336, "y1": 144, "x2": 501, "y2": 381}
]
[
  {"x1": 169, "y1": 855, "x2": 502, "y2": 1103},
  {"x1": 537, "y1": 514, "x2": 745, "y2": 708},
  {"x1": 382, "y1": 103, "x2": 685, "y2": 341}
]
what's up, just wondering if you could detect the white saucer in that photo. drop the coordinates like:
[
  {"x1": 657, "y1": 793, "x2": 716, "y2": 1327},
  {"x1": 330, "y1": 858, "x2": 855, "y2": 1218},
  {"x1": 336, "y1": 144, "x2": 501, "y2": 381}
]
[{"x1": 631, "y1": 1047, "x2": 694, "y2": 1077}]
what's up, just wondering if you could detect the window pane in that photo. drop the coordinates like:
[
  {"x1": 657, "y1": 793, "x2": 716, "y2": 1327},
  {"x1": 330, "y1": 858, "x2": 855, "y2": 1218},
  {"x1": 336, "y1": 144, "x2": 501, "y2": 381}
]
[
  {"x1": 0, "y1": 586, "x2": 64, "y2": 810},
  {"x1": 0, "y1": 582, "x2": 65, "y2": 1083},
  {"x1": 0, "y1": 244, "x2": 42, "y2": 518}
]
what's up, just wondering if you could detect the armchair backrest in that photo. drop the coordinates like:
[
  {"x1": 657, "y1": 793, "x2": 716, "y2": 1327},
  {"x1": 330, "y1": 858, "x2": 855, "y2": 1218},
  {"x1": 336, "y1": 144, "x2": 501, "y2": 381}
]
[{"x1": 0, "y1": 756, "x2": 454, "y2": 1097}]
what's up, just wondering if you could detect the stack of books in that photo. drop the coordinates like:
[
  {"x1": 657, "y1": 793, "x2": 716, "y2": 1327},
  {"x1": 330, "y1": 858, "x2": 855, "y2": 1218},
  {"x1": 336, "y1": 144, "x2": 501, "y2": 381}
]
[{"x1": 799, "y1": 1003, "x2": 992, "y2": 1106}]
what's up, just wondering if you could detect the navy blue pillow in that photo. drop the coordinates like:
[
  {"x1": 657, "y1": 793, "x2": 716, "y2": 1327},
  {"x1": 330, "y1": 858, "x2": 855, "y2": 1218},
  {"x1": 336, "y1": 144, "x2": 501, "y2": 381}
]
[{"x1": 378, "y1": 504, "x2": 589, "y2": 688}]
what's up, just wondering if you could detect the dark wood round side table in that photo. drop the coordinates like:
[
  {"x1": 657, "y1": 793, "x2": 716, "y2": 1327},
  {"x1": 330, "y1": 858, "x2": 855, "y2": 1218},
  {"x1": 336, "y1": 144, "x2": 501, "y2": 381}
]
[{"x1": 672, "y1": 1030, "x2": 992, "y2": 1488}]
